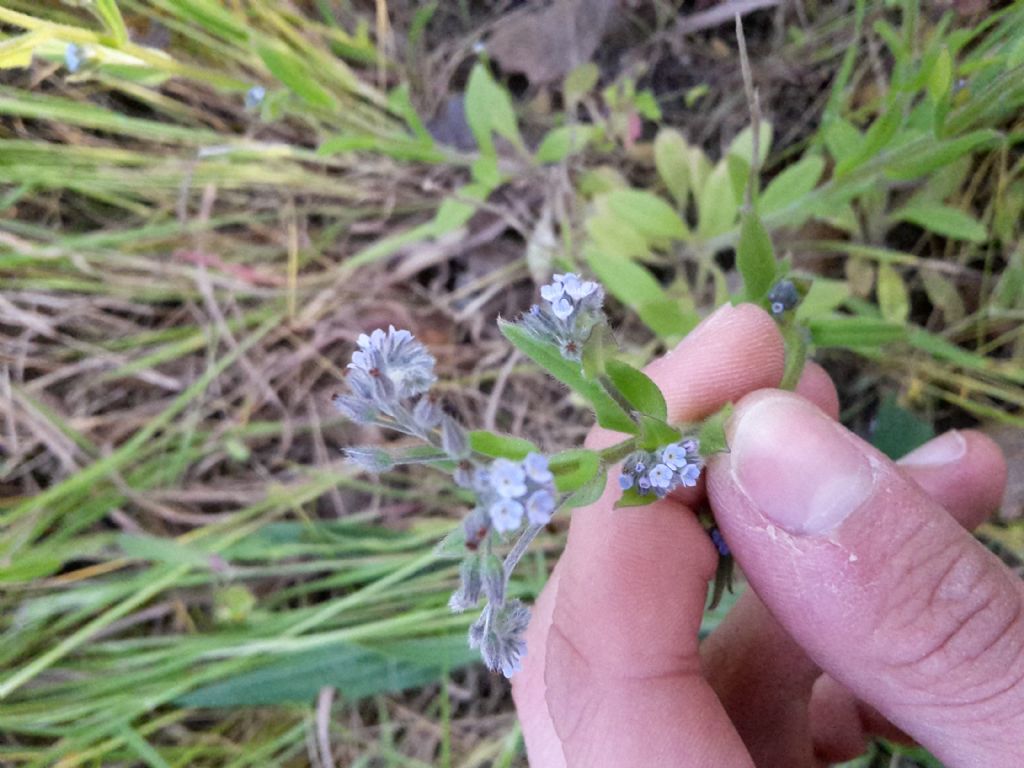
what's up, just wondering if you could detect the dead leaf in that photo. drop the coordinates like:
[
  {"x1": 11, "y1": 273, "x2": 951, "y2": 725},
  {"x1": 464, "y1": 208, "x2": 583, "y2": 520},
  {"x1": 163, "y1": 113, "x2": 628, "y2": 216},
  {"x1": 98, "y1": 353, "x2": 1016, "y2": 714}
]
[{"x1": 485, "y1": 0, "x2": 616, "y2": 86}]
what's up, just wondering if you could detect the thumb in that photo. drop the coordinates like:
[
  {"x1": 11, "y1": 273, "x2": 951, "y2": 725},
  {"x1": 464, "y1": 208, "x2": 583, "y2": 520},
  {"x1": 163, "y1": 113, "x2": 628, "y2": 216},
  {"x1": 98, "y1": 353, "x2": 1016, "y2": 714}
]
[{"x1": 707, "y1": 390, "x2": 1023, "y2": 768}]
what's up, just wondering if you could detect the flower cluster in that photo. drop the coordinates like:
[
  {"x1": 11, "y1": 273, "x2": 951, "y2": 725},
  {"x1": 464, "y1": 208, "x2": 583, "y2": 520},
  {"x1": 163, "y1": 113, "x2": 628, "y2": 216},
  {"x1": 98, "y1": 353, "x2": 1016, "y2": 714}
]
[
  {"x1": 333, "y1": 326, "x2": 440, "y2": 435},
  {"x1": 519, "y1": 273, "x2": 606, "y2": 361},
  {"x1": 468, "y1": 454, "x2": 557, "y2": 534},
  {"x1": 618, "y1": 439, "x2": 703, "y2": 498},
  {"x1": 335, "y1": 326, "x2": 554, "y2": 678},
  {"x1": 767, "y1": 280, "x2": 800, "y2": 317}
]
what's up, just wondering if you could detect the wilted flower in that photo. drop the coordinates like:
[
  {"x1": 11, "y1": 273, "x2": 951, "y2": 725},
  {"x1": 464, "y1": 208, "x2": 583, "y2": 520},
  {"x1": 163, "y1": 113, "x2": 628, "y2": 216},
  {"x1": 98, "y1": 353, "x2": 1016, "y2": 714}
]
[
  {"x1": 767, "y1": 280, "x2": 800, "y2": 317},
  {"x1": 470, "y1": 599, "x2": 531, "y2": 677}
]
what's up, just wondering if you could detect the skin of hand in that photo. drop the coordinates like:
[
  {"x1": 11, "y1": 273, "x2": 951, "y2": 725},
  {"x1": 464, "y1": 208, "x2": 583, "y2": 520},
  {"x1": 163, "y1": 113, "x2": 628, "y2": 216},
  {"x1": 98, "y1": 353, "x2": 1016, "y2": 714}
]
[{"x1": 511, "y1": 303, "x2": 1020, "y2": 767}]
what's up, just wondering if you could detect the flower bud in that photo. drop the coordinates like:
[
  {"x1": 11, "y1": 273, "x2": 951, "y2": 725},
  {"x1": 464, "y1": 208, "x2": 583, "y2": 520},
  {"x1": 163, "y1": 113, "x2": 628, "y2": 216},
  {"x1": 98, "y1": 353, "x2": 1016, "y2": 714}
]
[
  {"x1": 344, "y1": 446, "x2": 393, "y2": 473},
  {"x1": 480, "y1": 553, "x2": 505, "y2": 606},
  {"x1": 448, "y1": 555, "x2": 482, "y2": 612}
]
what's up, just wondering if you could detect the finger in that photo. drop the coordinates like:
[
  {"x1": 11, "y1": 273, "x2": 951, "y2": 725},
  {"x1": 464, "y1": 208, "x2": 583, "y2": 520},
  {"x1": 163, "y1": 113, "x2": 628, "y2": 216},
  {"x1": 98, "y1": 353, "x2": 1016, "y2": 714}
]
[
  {"x1": 702, "y1": 428, "x2": 1008, "y2": 766},
  {"x1": 707, "y1": 391, "x2": 1021, "y2": 767},
  {"x1": 794, "y1": 361, "x2": 840, "y2": 421},
  {"x1": 513, "y1": 303, "x2": 784, "y2": 767}
]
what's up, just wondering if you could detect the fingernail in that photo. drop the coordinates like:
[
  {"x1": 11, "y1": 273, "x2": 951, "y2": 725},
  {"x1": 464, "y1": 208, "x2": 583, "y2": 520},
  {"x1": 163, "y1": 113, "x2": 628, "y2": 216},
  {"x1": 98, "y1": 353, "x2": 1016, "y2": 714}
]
[
  {"x1": 731, "y1": 393, "x2": 875, "y2": 535},
  {"x1": 897, "y1": 430, "x2": 966, "y2": 468}
]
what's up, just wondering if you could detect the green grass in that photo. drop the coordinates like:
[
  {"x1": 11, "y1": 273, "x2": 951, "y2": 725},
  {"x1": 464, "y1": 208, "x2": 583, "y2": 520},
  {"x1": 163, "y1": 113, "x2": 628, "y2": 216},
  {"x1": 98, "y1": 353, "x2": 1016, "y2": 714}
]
[{"x1": 1, "y1": 1, "x2": 1023, "y2": 766}]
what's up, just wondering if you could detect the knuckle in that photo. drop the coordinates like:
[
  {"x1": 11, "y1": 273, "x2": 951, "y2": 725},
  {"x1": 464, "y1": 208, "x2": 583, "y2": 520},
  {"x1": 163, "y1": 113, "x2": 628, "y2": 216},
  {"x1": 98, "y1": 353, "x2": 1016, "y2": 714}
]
[{"x1": 876, "y1": 535, "x2": 1024, "y2": 712}]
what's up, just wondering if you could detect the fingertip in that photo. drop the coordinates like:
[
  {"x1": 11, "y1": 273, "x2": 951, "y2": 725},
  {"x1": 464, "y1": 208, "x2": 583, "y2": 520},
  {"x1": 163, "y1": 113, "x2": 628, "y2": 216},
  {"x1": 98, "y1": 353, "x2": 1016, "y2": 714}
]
[
  {"x1": 645, "y1": 302, "x2": 786, "y2": 424},
  {"x1": 795, "y1": 362, "x2": 840, "y2": 420}
]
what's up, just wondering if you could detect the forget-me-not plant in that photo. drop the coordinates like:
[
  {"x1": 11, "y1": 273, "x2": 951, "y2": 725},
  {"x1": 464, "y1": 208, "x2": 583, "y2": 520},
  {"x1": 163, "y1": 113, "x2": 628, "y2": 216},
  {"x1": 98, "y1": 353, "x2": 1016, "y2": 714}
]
[{"x1": 335, "y1": 274, "x2": 753, "y2": 677}]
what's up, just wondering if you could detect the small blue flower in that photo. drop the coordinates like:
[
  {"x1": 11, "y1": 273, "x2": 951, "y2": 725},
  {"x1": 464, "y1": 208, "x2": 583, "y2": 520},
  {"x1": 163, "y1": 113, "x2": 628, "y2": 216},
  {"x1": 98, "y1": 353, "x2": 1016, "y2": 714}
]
[
  {"x1": 637, "y1": 475, "x2": 652, "y2": 493},
  {"x1": 767, "y1": 280, "x2": 800, "y2": 316},
  {"x1": 65, "y1": 43, "x2": 84, "y2": 73},
  {"x1": 560, "y1": 274, "x2": 598, "y2": 301},
  {"x1": 490, "y1": 458, "x2": 527, "y2": 499},
  {"x1": 618, "y1": 473, "x2": 634, "y2": 491},
  {"x1": 648, "y1": 464, "x2": 674, "y2": 489},
  {"x1": 245, "y1": 85, "x2": 266, "y2": 110},
  {"x1": 489, "y1": 498, "x2": 524, "y2": 532},
  {"x1": 682, "y1": 439, "x2": 699, "y2": 454},
  {"x1": 551, "y1": 297, "x2": 574, "y2": 320},
  {"x1": 523, "y1": 452, "x2": 553, "y2": 484},
  {"x1": 661, "y1": 444, "x2": 688, "y2": 469},
  {"x1": 540, "y1": 282, "x2": 564, "y2": 302},
  {"x1": 525, "y1": 489, "x2": 556, "y2": 525},
  {"x1": 678, "y1": 463, "x2": 702, "y2": 487},
  {"x1": 633, "y1": 461, "x2": 647, "y2": 475}
]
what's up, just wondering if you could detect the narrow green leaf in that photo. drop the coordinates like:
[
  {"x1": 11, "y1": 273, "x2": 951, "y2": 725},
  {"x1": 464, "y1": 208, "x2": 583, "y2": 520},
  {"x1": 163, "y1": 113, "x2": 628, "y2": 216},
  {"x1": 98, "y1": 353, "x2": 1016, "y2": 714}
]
[
  {"x1": 696, "y1": 162, "x2": 738, "y2": 239},
  {"x1": 178, "y1": 637, "x2": 475, "y2": 707},
  {"x1": 95, "y1": 0, "x2": 129, "y2": 46},
  {"x1": 822, "y1": 118, "x2": 864, "y2": 164},
  {"x1": 921, "y1": 270, "x2": 965, "y2": 323},
  {"x1": 258, "y1": 44, "x2": 337, "y2": 110},
  {"x1": 882, "y1": 130, "x2": 999, "y2": 181},
  {"x1": 876, "y1": 264, "x2": 910, "y2": 324},
  {"x1": 604, "y1": 359, "x2": 667, "y2": 421},
  {"x1": 603, "y1": 189, "x2": 688, "y2": 241},
  {"x1": 548, "y1": 449, "x2": 600, "y2": 493},
  {"x1": 654, "y1": 128, "x2": 691, "y2": 207},
  {"x1": 736, "y1": 211, "x2": 775, "y2": 302},
  {"x1": 469, "y1": 431, "x2": 538, "y2": 460},
  {"x1": 760, "y1": 156, "x2": 825, "y2": 213},
  {"x1": 498, "y1": 320, "x2": 637, "y2": 434},
  {"x1": 808, "y1": 315, "x2": 906, "y2": 349},
  {"x1": 927, "y1": 46, "x2": 953, "y2": 103},
  {"x1": 795, "y1": 278, "x2": 850, "y2": 321},
  {"x1": 535, "y1": 124, "x2": 597, "y2": 164},
  {"x1": 893, "y1": 203, "x2": 987, "y2": 243},
  {"x1": 835, "y1": 106, "x2": 902, "y2": 177},
  {"x1": 585, "y1": 247, "x2": 690, "y2": 338},
  {"x1": 465, "y1": 63, "x2": 522, "y2": 155}
]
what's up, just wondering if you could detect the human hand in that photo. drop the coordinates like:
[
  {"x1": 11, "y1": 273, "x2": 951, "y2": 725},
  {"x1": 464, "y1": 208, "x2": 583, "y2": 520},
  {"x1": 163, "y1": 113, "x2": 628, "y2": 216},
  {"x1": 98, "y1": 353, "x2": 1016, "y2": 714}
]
[{"x1": 512, "y1": 303, "x2": 1019, "y2": 767}]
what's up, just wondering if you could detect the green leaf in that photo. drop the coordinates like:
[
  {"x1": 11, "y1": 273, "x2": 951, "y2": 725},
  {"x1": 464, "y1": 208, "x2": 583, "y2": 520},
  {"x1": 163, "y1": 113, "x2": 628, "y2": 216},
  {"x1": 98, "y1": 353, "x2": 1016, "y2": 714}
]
[
  {"x1": 653, "y1": 128, "x2": 691, "y2": 207},
  {"x1": 920, "y1": 270, "x2": 965, "y2": 324},
  {"x1": 535, "y1": 124, "x2": 597, "y2": 164},
  {"x1": 118, "y1": 534, "x2": 213, "y2": 567},
  {"x1": 927, "y1": 46, "x2": 953, "y2": 104},
  {"x1": 795, "y1": 278, "x2": 850, "y2": 321},
  {"x1": 465, "y1": 63, "x2": 522, "y2": 155},
  {"x1": 822, "y1": 118, "x2": 864, "y2": 164},
  {"x1": 696, "y1": 162, "x2": 738, "y2": 239},
  {"x1": 95, "y1": 0, "x2": 129, "y2": 46},
  {"x1": 258, "y1": 43, "x2": 337, "y2": 111},
  {"x1": 760, "y1": 156, "x2": 825, "y2": 213},
  {"x1": 614, "y1": 486, "x2": 659, "y2": 509},
  {"x1": 736, "y1": 212, "x2": 775, "y2": 302},
  {"x1": 637, "y1": 413, "x2": 682, "y2": 451},
  {"x1": 603, "y1": 189, "x2": 688, "y2": 241},
  {"x1": 893, "y1": 203, "x2": 987, "y2": 243},
  {"x1": 178, "y1": 636, "x2": 476, "y2": 707},
  {"x1": 698, "y1": 404, "x2": 734, "y2": 456},
  {"x1": 871, "y1": 396, "x2": 934, "y2": 460},
  {"x1": 585, "y1": 247, "x2": 690, "y2": 339},
  {"x1": 876, "y1": 264, "x2": 910, "y2": 324},
  {"x1": 548, "y1": 449, "x2": 601, "y2": 493},
  {"x1": 586, "y1": 211, "x2": 648, "y2": 259},
  {"x1": 564, "y1": 63, "x2": 599, "y2": 105},
  {"x1": 604, "y1": 359, "x2": 667, "y2": 420},
  {"x1": 835, "y1": 106, "x2": 902, "y2": 177},
  {"x1": 808, "y1": 315, "x2": 906, "y2": 349},
  {"x1": 727, "y1": 122, "x2": 773, "y2": 167},
  {"x1": 469, "y1": 430, "x2": 538, "y2": 460},
  {"x1": 564, "y1": 470, "x2": 607, "y2": 509},
  {"x1": 498, "y1": 320, "x2": 637, "y2": 434},
  {"x1": 882, "y1": 130, "x2": 999, "y2": 181}
]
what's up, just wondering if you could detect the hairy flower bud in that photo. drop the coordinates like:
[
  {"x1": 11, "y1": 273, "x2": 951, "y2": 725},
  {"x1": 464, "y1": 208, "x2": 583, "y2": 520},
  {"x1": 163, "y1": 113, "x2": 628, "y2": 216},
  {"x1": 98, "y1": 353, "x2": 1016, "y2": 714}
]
[
  {"x1": 344, "y1": 446, "x2": 394, "y2": 473},
  {"x1": 441, "y1": 415, "x2": 469, "y2": 459},
  {"x1": 449, "y1": 555, "x2": 482, "y2": 612},
  {"x1": 480, "y1": 553, "x2": 505, "y2": 606}
]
